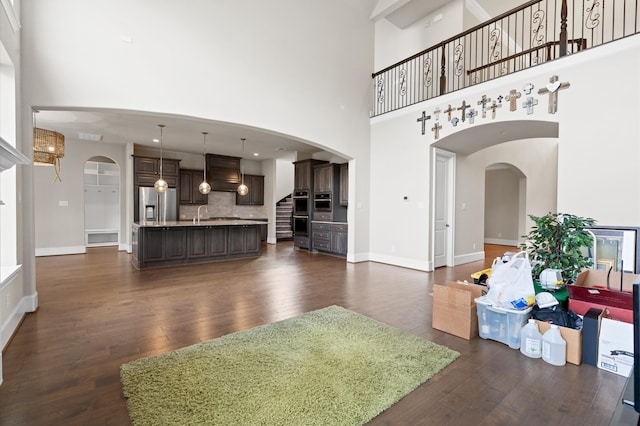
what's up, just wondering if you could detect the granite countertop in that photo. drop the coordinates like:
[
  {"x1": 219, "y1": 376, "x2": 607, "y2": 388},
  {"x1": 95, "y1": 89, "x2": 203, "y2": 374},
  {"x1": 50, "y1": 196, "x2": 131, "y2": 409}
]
[
  {"x1": 311, "y1": 220, "x2": 348, "y2": 225},
  {"x1": 134, "y1": 219, "x2": 269, "y2": 228}
]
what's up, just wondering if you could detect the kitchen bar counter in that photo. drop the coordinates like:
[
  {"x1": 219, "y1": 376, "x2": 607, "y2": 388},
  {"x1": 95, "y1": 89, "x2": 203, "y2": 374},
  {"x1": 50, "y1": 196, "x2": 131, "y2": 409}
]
[
  {"x1": 135, "y1": 219, "x2": 268, "y2": 227},
  {"x1": 132, "y1": 220, "x2": 266, "y2": 269}
]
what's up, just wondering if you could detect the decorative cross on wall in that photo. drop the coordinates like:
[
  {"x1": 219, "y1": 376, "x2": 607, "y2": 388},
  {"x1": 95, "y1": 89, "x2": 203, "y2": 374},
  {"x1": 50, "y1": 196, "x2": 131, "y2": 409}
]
[
  {"x1": 522, "y1": 96, "x2": 538, "y2": 115},
  {"x1": 505, "y1": 89, "x2": 521, "y2": 111},
  {"x1": 537, "y1": 75, "x2": 570, "y2": 114},
  {"x1": 467, "y1": 108, "x2": 478, "y2": 124},
  {"x1": 496, "y1": 95, "x2": 504, "y2": 103},
  {"x1": 431, "y1": 122, "x2": 442, "y2": 139},
  {"x1": 523, "y1": 83, "x2": 535, "y2": 95},
  {"x1": 488, "y1": 101, "x2": 502, "y2": 119},
  {"x1": 443, "y1": 104, "x2": 455, "y2": 121},
  {"x1": 457, "y1": 100, "x2": 469, "y2": 122},
  {"x1": 451, "y1": 117, "x2": 460, "y2": 127},
  {"x1": 432, "y1": 107, "x2": 441, "y2": 121},
  {"x1": 477, "y1": 95, "x2": 491, "y2": 118},
  {"x1": 416, "y1": 111, "x2": 431, "y2": 135}
]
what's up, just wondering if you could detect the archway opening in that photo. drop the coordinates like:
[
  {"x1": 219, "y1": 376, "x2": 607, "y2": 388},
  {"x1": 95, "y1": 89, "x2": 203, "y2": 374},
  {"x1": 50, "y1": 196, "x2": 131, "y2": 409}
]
[{"x1": 84, "y1": 156, "x2": 120, "y2": 247}]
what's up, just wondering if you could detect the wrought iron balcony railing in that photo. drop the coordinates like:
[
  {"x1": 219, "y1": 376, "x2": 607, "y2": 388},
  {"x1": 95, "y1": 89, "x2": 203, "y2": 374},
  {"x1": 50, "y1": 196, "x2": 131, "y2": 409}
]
[{"x1": 371, "y1": 0, "x2": 640, "y2": 117}]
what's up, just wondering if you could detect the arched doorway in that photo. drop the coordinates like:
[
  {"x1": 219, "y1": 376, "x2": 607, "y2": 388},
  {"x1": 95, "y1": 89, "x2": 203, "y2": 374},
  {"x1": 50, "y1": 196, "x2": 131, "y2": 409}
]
[
  {"x1": 84, "y1": 156, "x2": 120, "y2": 247},
  {"x1": 484, "y1": 163, "x2": 526, "y2": 248}
]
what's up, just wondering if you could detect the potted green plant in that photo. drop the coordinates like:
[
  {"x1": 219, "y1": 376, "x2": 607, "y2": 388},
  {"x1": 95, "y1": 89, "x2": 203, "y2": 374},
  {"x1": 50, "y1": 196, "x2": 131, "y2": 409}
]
[{"x1": 519, "y1": 212, "x2": 596, "y2": 284}]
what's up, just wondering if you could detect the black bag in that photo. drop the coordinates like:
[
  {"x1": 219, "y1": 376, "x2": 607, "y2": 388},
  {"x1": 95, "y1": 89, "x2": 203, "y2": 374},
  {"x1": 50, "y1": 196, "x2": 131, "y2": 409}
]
[{"x1": 531, "y1": 304, "x2": 582, "y2": 329}]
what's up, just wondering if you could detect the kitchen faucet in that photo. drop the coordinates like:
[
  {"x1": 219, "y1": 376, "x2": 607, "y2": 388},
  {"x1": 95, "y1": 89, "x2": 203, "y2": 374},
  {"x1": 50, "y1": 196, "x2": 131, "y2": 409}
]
[{"x1": 196, "y1": 205, "x2": 208, "y2": 223}]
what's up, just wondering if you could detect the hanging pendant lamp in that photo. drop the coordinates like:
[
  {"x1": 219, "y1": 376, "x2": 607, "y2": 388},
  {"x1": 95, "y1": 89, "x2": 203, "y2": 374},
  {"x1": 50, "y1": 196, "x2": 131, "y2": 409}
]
[
  {"x1": 154, "y1": 124, "x2": 168, "y2": 193},
  {"x1": 237, "y1": 138, "x2": 249, "y2": 196},
  {"x1": 33, "y1": 110, "x2": 65, "y2": 182},
  {"x1": 199, "y1": 132, "x2": 211, "y2": 194}
]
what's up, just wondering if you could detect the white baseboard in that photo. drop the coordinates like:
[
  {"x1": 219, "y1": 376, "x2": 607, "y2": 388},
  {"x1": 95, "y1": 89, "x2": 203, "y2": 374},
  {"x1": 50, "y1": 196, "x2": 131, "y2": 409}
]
[
  {"x1": 267, "y1": 237, "x2": 277, "y2": 245},
  {"x1": 35, "y1": 246, "x2": 86, "y2": 257},
  {"x1": 484, "y1": 238, "x2": 519, "y2": 247},
  {"x1": 120, "y1": 243, "x2": 131, "y2": 253},
  {"x1": 368, "y1": 252, "x2": 430, "y2": 271},
  {"x1": 454, "y1": 250, "x2": 485, "y2": 266},
  {"x1": 0, "y1": 291, "x2": 37, "y2": 388}
]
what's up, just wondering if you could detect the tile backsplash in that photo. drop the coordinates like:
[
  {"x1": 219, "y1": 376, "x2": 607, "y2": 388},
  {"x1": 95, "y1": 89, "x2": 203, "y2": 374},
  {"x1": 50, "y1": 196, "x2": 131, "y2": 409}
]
[{"x1": 179, "y1": 191, "x2": 267, "y2": 220}]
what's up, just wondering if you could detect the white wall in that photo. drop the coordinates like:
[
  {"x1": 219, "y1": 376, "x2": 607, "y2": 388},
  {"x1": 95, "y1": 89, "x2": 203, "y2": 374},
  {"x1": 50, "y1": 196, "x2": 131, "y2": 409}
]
[
  {"x1": 20, "y1": 0, "x2": 374, "y2": 260},
  {"x1": 34, "y1": 139, "x2": 128, "y2": 255},
  {"x1": 485, "y1": 167, "x2": 520, "y2": 245},
  {"x1": 370, "y1": 36, "x2": 640, "y2": 270},
  {"x1": 374, "y1": 0, "x2": 465, "y2": 71}
]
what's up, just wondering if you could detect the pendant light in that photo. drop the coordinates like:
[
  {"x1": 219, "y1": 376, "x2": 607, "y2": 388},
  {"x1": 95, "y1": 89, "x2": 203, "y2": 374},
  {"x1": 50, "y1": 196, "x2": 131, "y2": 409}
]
[
  {"x1": 154, "y1": 124, "x2": 168, "y2": 193},
  {"x1": 199, "y1": 132, "x2": 211, "y2": 194},
  {"x1": 237, "y1": 138, "x2": 249, "y2": 196}
]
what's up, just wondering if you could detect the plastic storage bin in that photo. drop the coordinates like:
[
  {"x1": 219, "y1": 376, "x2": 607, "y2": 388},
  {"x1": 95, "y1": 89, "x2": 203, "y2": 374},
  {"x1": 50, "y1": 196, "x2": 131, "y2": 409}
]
[{"x1": 475, "y1": 296, "x2": 533, "y2": 349}]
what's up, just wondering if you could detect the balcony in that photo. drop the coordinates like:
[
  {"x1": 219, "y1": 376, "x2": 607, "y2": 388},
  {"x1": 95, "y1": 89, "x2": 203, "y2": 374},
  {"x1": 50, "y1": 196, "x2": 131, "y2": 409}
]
[{"x1": 371, "y1": 0, "x2": 640, "y2": 117}]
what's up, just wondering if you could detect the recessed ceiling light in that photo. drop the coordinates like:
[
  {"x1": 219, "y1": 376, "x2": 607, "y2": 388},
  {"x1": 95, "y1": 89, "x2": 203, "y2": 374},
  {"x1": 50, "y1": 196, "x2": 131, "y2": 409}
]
[
  {"x1": 253, "y1": 152, "x2": 259, "y2": 156},
  {"x1": 152, "y1": 138, "x2": 160, "y2": 143},
  {"x1": 274, "y1": 147, "x2": 286, "y2": 151}
]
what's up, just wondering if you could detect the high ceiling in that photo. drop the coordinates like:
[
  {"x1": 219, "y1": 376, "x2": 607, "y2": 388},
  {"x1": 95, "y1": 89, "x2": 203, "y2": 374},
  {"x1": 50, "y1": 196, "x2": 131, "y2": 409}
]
[{"x1": 33, "y1": 1, "x2": 459, "y2": 160}]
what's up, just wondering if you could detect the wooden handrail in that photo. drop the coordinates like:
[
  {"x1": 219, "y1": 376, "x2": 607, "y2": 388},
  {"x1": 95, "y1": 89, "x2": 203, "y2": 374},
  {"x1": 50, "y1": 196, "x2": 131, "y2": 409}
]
[{"x1": 465, "y1": 38, "x2": 587, "y2": 76}]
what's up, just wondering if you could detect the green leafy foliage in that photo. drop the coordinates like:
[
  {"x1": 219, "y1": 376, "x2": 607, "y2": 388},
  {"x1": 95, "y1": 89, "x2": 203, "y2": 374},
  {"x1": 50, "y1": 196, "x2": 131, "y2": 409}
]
[{"x1": 519, "y1": 212, "x2": 596, "y2": 283}]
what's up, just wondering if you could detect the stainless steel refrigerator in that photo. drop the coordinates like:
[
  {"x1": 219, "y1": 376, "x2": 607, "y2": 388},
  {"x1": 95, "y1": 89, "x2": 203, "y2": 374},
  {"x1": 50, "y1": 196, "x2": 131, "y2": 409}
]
[{"x1": 139, "y1": 187, "x2": 177, "y2": 222}]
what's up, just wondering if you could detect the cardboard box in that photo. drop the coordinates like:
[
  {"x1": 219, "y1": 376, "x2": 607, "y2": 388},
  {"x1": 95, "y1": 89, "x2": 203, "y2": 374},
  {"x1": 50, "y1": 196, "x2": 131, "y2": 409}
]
[
  {"x1": 567, "y1": 269, "x2": 637, "y2": 323},
  {"x1": 535, "y1": 320, "x2": 583, "y2": 365},
  {"x1": 597, "y1": 317, "x2": 634, "y2": 377},
  {"x1": 432, "y1": 281, "x2": 486, "y2": 340}
]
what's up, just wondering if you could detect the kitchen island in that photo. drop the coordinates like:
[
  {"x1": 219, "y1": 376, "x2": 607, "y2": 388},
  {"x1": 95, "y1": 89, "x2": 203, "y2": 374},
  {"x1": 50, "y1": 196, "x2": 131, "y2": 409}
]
[{"x1": 131, "y1": 219, "x2": 267, "y2": 269}]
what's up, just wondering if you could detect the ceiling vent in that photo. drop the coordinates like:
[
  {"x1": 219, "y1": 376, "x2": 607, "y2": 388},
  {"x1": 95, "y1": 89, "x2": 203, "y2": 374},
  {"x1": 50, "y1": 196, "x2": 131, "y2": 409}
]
[{"x1": 78, "y1": 132, "x2": 103, "y2": 142}]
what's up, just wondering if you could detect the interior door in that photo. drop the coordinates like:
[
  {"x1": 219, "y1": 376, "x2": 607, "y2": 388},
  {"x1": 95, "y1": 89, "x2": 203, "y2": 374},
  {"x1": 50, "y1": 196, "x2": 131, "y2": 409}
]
[{"x1": 434, "y1": 150, "x2": 455, "y2": 268}]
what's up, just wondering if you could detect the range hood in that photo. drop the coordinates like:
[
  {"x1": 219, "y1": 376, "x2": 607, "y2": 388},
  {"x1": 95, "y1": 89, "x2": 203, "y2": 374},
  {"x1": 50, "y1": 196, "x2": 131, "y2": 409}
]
[{"x1": 206, "y1": 153, "x2": 241, "y2": 192}]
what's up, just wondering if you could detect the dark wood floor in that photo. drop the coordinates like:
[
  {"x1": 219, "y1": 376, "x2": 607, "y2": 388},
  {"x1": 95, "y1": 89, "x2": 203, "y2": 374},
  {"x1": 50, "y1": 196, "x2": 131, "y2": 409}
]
[{"x1": 0, "y1": 243, "x2": 626, "y2": 425}]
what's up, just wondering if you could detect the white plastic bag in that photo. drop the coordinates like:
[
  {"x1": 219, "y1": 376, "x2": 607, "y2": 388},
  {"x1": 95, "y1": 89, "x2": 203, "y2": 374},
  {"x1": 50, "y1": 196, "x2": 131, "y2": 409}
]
[{"x1": 486, "y1": 251, "x2": 535, "y2": 310}]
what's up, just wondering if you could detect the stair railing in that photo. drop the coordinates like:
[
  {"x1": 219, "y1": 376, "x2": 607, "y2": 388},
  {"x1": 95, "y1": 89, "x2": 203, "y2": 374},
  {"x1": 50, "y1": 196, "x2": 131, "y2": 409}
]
[{"x1": 371, "y1": 0, "x2": 639, "y2": 116}]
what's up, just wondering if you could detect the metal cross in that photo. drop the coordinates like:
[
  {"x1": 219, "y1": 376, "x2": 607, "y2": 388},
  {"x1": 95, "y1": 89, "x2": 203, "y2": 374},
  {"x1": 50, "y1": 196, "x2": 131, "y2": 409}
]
[
  {"x1": 416, "y1": 111, "x2": 431, "y2": 135},
  {"x1": 488, "y1": 101, "x2": 502, "y2": 119},
  {"x1": 496, "y1": 95, "x2": 504, "y2": 103},
  {"x1": 523, "y1": 82, "x2": 535, "y2": 95},
  {"x1": 431, "y1": 122, "x2": 442, "y2": 139},
  {"x1": 443, "y1": 104, "x2": 455, "y2": 121},
  {"x1": 477, "y1": 95, "x2": 491, "y2": 118},
  {"x1": 505, "y1": 89, "x2": 521, "y2": 111},
  {"x1": 467, "y1": 108, "x2": 478, "y2": 124},
  {"x1": 432, "y1": 107, "x2": 441, "y2": 121},
  {"x1": 451, "y1": 116, "x2": 460, "y2": 127},
  {"x1": 537, "y1": 75, "x2": 570, "y2": 114},
  {"x1": 522, "y1": 96, "x2": 538, "y2": 115},
  {"x1": 457, "y1": 100, "x2": 469, "y2": 122}
]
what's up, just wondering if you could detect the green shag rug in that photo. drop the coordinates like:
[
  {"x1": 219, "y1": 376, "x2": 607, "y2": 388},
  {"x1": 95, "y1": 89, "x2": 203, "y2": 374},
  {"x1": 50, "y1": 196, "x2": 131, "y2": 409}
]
[{"x1": 120, "y1": 305, "x2": 459, "y2": 425}]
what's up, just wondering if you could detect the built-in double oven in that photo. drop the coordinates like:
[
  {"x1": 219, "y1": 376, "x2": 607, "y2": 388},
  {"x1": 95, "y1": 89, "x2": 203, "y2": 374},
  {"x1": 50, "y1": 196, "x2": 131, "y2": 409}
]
[{"x1": 292, "y1": 190, "x2": 310, "y2": 236}]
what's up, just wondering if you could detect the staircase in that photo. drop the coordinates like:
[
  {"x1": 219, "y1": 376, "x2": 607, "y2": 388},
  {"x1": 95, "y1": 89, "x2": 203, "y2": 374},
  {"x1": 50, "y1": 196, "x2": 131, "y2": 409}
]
[{"x1": 276, "y1": 195, "x2": 293, "y2": 240}]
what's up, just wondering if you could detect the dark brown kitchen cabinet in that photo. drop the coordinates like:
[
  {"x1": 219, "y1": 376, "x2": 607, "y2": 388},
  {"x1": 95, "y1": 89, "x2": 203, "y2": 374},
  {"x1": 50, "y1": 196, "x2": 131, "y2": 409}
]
[
  {"x1": 187, "y1": 226, "x2": 228, "y2": 258},
  {"x1": 313, "y1": 163, "x2": 333, "y2": 193},
  {"x1": 228, "y1": 225, "x2": 261, "y2": 255},
  {"x1": 133, "y1": 155, "x2": 181, "y2": 222},
  {"x1": 340, "y1": 163, "x2": 348, "y2": 206},
  {"x1": 142, "y1": 226, "x2": 187, "y2": 262},
  {"x1": 206, "y1": 154, "x2": 241, "y2": 192},
  {"x1": 311, "y1": 222, "x2": 347, "y2": 256},
  {"x1": 236, "y1": 174, "x2": 264, "y2": 205},
  {"x1": 179, "y1": 169, "x2": 208, "y2": 205},
  {"x1": 293, "y1": 159, "x2": 327, "y2": 191}
]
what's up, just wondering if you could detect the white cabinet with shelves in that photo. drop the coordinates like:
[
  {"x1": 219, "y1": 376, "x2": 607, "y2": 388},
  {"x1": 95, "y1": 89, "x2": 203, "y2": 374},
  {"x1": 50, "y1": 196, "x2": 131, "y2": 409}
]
[{"x1": 84, "y1": 160, "x2": 120, "y2": 246}]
